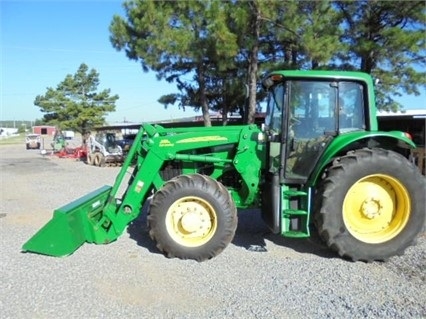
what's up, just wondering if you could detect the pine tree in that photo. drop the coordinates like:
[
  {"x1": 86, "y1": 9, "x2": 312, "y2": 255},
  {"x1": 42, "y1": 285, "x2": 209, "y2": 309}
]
[
  {"x1": 34, "y1": 63, "x2": 118, "y2": 134},
  {"x1": 335, "y1": 0, "x2": 426, "y2": 110},
  {"x1": 110, "y1": 0, "x2": 239, "y2": 126}
]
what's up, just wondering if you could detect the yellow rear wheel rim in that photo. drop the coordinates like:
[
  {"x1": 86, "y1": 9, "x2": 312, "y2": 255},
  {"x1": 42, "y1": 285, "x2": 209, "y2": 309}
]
[
  {"x1": 343, "y1": 174, "x2": 410, "y2": 244},
  {"x1": 166, "y1": 196, "x2": 217, "y2": 247}
]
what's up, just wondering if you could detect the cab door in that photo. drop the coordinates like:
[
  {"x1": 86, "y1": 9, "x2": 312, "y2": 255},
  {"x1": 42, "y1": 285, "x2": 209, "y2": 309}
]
[
  {"x1": 284, "y1": 80, "x2": 366, "y2": 181},
  {"x1": 283, "y1": 80, "x2": 337, "y2": 181}
]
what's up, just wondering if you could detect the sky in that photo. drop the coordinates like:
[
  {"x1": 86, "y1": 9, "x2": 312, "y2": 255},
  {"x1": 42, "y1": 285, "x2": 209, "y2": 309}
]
[
  {"x1": 1, "y1": 0, "x2": 425, "y2": 125},
  {"x1": 1, "y1": 0, "x2": 201, "y2": 124}
]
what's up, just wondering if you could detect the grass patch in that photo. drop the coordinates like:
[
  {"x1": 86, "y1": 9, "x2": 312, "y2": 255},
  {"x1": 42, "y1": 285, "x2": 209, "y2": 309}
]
[{"x1": 0, "y1": 134, "x2": 25, "y2": 145}]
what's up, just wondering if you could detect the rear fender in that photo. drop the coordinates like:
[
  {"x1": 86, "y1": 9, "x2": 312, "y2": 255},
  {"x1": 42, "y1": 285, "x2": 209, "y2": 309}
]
[{"x1": 309, "y1": 131, "x2": 416, "y2": 185}]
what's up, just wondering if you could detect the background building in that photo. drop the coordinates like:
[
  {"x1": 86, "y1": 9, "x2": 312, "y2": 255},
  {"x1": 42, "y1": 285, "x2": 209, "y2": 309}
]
[
  {"x1": 378, "y1": 109, "x2": 425, "y2": 175},
  {"x1": 32, "y1": 125, "x2": 56, "y2": 135}
]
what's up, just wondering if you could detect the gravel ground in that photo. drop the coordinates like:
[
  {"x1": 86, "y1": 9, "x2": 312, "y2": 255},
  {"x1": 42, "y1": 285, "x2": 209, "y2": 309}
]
[{"x1": 1, "y1": 141, "x2": 425, "y2": 319}]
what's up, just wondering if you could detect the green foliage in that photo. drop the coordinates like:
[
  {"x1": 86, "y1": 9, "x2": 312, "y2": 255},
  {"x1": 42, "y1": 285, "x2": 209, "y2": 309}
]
[
  {"x1": 34, "y1": 63, "x2": 119, "y2": 133},
  {"x1": 34, "y1": 118, "x2": 46, "y2": 126},
  {"x1": 335, "y1": 0, "x2": 426, "y2": 110},
  {"x1": 108, "y1": 1, "x2": 259, "y2": 123},
  {"x1": 110, "y1": 0, "x2": 241, "y2": 125},
  {"x1": 109, "y1": 0, "x2": 425, "y2": 121}
]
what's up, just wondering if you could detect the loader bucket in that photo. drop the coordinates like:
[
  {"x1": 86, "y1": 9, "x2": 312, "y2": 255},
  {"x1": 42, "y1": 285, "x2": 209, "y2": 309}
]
[{"x1": 22, "y1": 185, "x2": 113, "y2": 257}]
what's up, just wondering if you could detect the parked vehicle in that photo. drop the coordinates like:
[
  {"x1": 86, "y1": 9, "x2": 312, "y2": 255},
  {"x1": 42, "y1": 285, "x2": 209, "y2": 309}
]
[
  {"x1": 86, "y1": 131, "x2": 123, "y2": 167},
  {"x1": 23, "y1": 70, "x2": 425, "y2": 262},
  {"x1": 25, "y1": 134, "x2": 41, "y2": 150},
  {"x1": 62, "y1": 130, "x2": 75, "y2": 140},
  {"x1": 51, "y1": 132, "x2": 66, "y2": 152}
]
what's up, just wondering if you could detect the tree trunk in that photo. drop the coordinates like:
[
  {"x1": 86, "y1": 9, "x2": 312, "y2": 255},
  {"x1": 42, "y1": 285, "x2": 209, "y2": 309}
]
[
  {"x1": 197, "y1": 66, "x2": 211, "y2": 127},
  {"x1": 246, "y1": 2, "x2": 260, "y2": 124},
  {"x1": 222, "y1": 104, "x2": 228, "y2": 126}
]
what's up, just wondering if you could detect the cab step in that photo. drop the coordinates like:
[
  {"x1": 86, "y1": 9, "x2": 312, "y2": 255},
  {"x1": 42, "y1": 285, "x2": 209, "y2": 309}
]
[{"x1": 281, "y1": 186, "x2": 310, "y2": 238}]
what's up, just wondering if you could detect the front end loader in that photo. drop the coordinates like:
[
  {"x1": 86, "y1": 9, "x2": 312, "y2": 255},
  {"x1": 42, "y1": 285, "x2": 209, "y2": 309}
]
[
  {"x1": 23, "y1": 123, "x2": 266, "y2": 260},
  {"x1": 23, "y1": 70, "x2": 425, "y2": 262}
]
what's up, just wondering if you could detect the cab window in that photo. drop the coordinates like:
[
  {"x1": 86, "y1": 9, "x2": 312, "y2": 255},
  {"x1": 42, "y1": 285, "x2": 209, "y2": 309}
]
[
  {"x1": 338, "y1": 82, "x2": 365, "y2": 132},
  {"x1": 265, "y1": 83, "x2": 285, "y2": 134}
]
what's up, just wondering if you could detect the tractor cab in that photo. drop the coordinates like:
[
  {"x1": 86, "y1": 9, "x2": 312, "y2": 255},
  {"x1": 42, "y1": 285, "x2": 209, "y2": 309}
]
[
  {"x1": 263, "y1": 73, "x2": 366, "y2": 183},
  {"x1": 261, "y1": 72, "x2": 367, "y2": 235}
]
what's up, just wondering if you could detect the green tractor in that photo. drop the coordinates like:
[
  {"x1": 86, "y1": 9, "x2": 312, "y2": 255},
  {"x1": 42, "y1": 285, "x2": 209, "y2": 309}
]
[{"x1": 23, "y1": 70, "x2": 425, "y2": 262}]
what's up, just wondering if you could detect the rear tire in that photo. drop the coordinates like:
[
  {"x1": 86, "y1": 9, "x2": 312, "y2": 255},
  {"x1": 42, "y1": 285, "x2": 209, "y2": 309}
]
[
  {"x1": 148, "y1": 174, "x2": 237, "y2": 261},
  {"x1": 314, "y1": 148, "x2": 425, "y2": 261}
]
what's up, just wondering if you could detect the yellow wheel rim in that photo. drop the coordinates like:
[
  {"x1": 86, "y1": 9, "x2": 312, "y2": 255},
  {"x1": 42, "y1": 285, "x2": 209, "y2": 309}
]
[
  {"x1": 343, "y1": 174, "x2": 410, "y2": 244},
  {"x1": 165, "y1": 196, "x2": 217, "y2": 247}
]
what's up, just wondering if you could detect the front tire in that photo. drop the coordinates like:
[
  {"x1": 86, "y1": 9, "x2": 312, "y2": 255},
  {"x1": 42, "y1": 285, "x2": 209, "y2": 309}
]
[
  {"x1": 314, "y1": 148, "x2": 425, "y2": 261},
  {"x1": 87, "y1": 153, "x2": 95, "y2": 165},
  {"x1": 148, "y1": 174, "x2": 237, "y2": 261},
  {"x1": 94, "y1": 153, "x2": 105, "y2": 167}
]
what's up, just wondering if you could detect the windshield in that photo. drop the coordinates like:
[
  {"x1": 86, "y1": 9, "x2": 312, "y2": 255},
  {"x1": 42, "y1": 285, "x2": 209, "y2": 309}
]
[{"x1": 290, "y1": 80, "x2": 365, "y2": 137}]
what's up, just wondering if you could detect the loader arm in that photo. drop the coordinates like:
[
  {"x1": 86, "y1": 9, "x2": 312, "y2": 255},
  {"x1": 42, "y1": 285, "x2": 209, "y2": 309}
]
[
  {"x1": 22, "y1": 123, "x2": 265, "y2": 256},
  {"x1": 100, "y1": 123, "x2": 264, "y2": 236}
]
